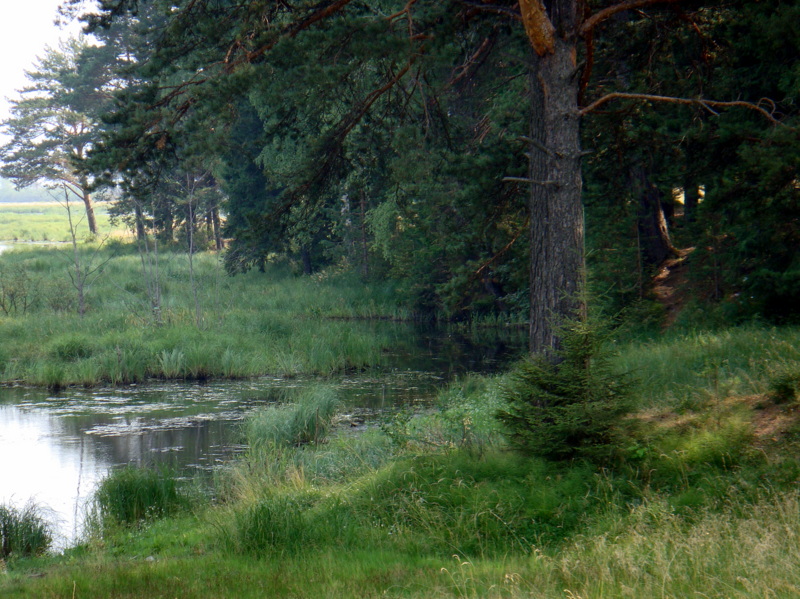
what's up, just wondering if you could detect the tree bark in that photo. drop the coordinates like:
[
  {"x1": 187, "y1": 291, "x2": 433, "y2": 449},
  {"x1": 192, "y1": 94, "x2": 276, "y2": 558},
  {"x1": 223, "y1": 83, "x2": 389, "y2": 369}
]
[
  {"x1": 80, "y1": 181, "x2": 98, "y2": 235},
  {"x1": 632, "y1": 164, "x2": 677, "y2": 268},
  {"x1": 527, "y1": 2, "x2": 585, "y2": 355},
  {"x1": 211, "y1": 206, "x2": 223, "y2": 250},
  {"x1": 134, "y1": 202, "x2": 146, "y2": 241},
  {"x1": 359, "y1": 190, "x2": 369, "y2": 278},
  {"x1": 301, "y1": 246, "x2": 312, "y2": 275}
]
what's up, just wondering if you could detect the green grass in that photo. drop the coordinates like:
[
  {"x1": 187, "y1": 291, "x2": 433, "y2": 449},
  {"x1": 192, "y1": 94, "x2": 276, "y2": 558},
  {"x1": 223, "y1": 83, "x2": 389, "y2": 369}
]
[
  {"x1": 613, "y1": 325, "x2": 800, "y2": 408},
  {"x1": 4, "y1": 368, "x2": 800, "y2": 596},
  {"x1": 4, "y1": 242, "x2": 800, "y2": 596},
  {"x1": 0, "y1": 243, "x2": 408, "y2": 386},
  {"x1": 0, "y1": 503, "x2": 52, "y2": 560},
  {"x1": 245, "y1": 386, "x2": 341, "y2": 449},
  {"x1": 89, "y1": 466, "x2": 195, "y2": 531},
  {"x1": 0, "y1": 202, "x2": 114, "y2": 242}
]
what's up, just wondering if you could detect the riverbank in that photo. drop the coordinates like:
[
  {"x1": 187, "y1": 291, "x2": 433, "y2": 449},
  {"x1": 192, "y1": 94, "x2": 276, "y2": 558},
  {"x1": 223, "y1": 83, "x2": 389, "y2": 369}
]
[
  {"x1": 0, "y1": 244, "x2": 419, "y2": 387},
  {"x1": 3, "y1": 326, "x2": 800, "y2": 597},
  {"x1": 4, "y1": 243, "x2": 800, "y2": 596}
]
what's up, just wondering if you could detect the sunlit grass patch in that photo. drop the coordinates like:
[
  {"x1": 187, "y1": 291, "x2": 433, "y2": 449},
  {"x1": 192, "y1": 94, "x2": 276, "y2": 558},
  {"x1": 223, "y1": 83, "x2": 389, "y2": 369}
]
[
  {"x1": 0, "y1": 202, "x2": 115, "y2": 242},
  {"x1": 613, "y1": 326, "x2": 800, "y2": 408}
]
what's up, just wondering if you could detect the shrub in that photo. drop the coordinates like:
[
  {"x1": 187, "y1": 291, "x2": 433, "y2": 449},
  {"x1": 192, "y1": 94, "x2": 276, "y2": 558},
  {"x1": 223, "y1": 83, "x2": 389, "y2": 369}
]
[
  {"x1": 497, "y1": 314, "x2": 633, "y2": 463},
  {"x1": 0, "y1": 502, "x2": 52, "y2": 559},
  {"x1": 768, "y1": 364, "x2": 800, "y2": 403}
]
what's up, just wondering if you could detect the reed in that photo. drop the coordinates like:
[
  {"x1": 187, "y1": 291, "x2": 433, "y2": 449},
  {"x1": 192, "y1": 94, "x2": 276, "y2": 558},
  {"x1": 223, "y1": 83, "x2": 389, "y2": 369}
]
[
  {"x1": 90, "y1": 466, "x2": 192, "y2": 530},
  {"x1": 0, "y1": 502, "x2": 52, "y2": 559},
  {"x1": 245, "y1": 386, "x2": 341, "y2": 449},
  {"x1": 0, "y1": 244, "x2": 400, "y2": 387}
]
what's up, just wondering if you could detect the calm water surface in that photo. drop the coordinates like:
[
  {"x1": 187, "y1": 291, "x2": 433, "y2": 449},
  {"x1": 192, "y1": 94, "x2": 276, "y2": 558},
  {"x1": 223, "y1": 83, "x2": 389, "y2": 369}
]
[{"x1": 0, "y1": 326, "x2": 524, "y2": 548}]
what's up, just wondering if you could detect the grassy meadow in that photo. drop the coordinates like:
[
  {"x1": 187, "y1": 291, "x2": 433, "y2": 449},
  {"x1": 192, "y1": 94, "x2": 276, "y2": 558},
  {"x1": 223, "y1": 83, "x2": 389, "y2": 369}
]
[
  {"x1": 0, "y1": 242, "x2": 410, "y2": 387},
  {"x1": 2, "y1": 232, "x2": 800, "y2": 597},
  {"x1": 0, "y1": 201, "x2": 115, "y2": 243}
]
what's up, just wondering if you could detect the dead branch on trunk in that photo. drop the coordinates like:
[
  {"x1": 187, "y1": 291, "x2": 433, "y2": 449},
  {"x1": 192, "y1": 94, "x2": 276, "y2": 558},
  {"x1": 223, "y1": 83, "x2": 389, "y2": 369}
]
[
  {"x1": 579, "y1": 0, "x2": 682, "y2": 36},
  {"x1": 580, "y1": 92, "x2": 785, "y2": 126},
  {"x1": 519, "y1": 0, "x2": 555, "y2": 56}
]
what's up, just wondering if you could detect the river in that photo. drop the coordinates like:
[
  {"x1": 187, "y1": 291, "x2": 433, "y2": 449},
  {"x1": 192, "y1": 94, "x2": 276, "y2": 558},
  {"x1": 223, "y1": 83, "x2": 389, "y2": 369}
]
[{"x1": 0, "y1": 326, "x2": 525, "y2": 549}]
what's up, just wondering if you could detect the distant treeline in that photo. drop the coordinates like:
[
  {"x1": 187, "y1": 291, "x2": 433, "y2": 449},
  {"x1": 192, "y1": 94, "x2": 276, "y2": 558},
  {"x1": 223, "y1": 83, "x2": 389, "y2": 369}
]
[{"x1": 0, "y1": 179, "x2": 54, "y2": 203}]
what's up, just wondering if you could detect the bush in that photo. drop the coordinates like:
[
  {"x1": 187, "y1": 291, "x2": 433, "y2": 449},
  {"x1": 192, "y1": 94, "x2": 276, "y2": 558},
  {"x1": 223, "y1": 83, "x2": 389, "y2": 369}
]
[
  {"x1": 497, "y1": 314, "x2": 633, "y2": 463},
  {"x1": 768, "y1": 364, "x2": 800, "y2": 403},
  {"x1": 0, "y1": 502, "x2": 52, "y2": 558}
]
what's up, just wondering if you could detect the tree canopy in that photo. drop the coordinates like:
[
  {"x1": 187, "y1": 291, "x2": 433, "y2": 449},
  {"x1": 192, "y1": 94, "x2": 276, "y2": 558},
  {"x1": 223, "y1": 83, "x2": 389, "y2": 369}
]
[
  {"x1": 43, "y1": 0, "x2": 800, "y2": 341},
  {"x1": 0, "y1": 37, "x2": 113, "y2": 234}
]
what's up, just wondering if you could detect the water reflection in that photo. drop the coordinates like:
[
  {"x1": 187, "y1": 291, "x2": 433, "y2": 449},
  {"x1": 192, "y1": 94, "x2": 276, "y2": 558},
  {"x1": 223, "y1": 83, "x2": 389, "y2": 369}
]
[{"x1": 0, "y1": 325, "x2": 525, "y2": 549}]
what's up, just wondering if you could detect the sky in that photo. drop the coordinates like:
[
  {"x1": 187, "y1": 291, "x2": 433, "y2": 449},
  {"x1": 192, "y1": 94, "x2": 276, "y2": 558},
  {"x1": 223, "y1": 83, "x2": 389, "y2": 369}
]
[{"x1": 0, "y1": 0, "x2": 88, "y2": 121}]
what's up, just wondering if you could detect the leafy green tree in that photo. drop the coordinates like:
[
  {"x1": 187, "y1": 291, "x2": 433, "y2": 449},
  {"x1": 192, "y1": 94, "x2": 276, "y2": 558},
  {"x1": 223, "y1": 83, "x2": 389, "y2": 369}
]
[
  {"x1": 65, "y1": 0, "x2": 794, "y2": 347},
  {"x1": 0, "y1": 37, "x2": 112, "y2": 235}
]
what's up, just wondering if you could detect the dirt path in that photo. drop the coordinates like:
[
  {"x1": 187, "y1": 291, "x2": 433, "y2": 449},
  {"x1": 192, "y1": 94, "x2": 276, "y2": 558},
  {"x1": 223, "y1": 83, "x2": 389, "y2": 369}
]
[{"x1": 651, "y1": 247, "x2": 694, "y2": 328}]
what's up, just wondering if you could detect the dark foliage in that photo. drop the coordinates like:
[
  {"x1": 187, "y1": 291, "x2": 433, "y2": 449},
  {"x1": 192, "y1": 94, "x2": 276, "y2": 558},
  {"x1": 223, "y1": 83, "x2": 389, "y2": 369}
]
[{"x1": 497, "y1": 314, "x2": 633, "y2": 462}]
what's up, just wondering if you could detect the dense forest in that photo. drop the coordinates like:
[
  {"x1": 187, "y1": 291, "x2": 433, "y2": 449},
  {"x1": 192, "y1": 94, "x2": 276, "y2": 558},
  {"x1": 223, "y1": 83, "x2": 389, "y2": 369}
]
[{"x1": 2, "y1": 0, "x2": 795, "y2": 349}]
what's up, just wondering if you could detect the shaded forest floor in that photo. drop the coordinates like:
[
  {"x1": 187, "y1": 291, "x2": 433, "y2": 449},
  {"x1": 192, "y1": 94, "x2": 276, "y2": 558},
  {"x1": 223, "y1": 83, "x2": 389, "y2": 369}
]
[{"x1": 651, "y1": 247, "x2": 695, "y2": 328}]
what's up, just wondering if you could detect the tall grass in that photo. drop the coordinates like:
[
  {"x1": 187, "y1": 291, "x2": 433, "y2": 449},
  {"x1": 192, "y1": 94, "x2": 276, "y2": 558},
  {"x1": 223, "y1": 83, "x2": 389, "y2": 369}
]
[
  {"x1": 6, "y1": 358, "x2": 800, "y2": 597},
  {"x1": 0, "y1": 202, "x2": 114, "y2": 242},
  {"x1": 539, "y1": 490, "x2": 800, "y2": 598},
  {"x1": 0, "y1": 244, "x2": 403, "y2": 386},
  {"x1": 90, "y1": 466, "x2": 193, "y2": 531},
  {"x1": 0, "y1": 502, "x2": 52, "y2": 559},
  {"x1": 245, "y1": 386, "x2": 341, "y2": 449},
  {"x1": 613, "y1": 325, "x2": 800, "y2": 408}
]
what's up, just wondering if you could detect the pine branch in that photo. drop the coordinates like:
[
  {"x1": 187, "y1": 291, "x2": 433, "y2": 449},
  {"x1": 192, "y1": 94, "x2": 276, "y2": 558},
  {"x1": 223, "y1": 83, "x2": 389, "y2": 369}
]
[
  {"x1": 579, "y1": 0, "x2": 683, "y2": 36},
  {"x1": 456, "y1": 1, "x2": 521, "y2": 20},
  {"x1": 244, "y1": 0, "x2": 356, "y2": 64},
  {"x1": 579, "y1": 92, "x2": 785, "y2": 126}
]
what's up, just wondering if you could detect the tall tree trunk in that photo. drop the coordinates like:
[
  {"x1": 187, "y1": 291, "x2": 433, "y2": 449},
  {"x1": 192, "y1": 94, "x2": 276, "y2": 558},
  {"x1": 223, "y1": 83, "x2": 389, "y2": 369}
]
[
  {"x1": 81, "y1": 185, "x2": 97, "y2": 235},
  {"x1": 527, "y1": 16, "x2": 585, "y2": 355},
  {"x1": 301, "y1": 246, "x2": 312, "y2": 275},
  {"x1": 185, "y1": 203, "x2": 195, "y2": 253},
  {"x1": 211, "y1": 206, "x2": 223, "y2": 250},
  {"x1": 632, "y1": 164, "x2": 677, "y2": 268},
  {"x1": 359, "y1": 190, "x2": 369, "y2": 278},
  {"x1": 134, "y1": 202, "x2": 146, "y2": 241}
]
